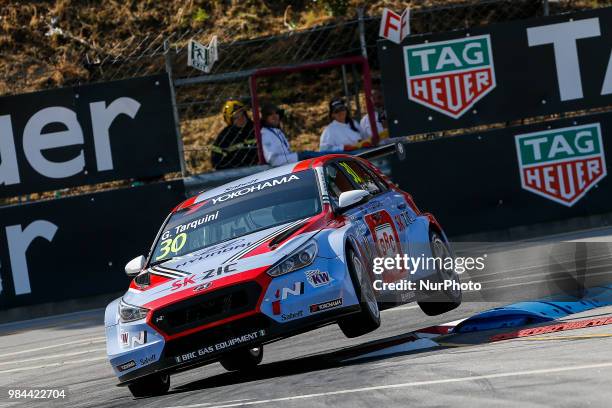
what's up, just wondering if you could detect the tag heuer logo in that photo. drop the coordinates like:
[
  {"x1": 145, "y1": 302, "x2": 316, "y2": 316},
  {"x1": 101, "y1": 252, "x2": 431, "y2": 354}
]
[
  {"x1": 515, "y1": 123, "x2": 606, "y2": 207},
  {"x1": 403, "y1": 35, "x2": 496, "y2": 119}
]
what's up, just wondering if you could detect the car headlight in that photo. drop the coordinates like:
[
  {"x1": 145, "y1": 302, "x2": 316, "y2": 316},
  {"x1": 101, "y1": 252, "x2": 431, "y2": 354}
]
[
  {"x1": 118, "y1": 299, "x2": 149, "y2": 323},
  {"x1": 267, "y1": 240, "x2": 318, "y2": 277}
]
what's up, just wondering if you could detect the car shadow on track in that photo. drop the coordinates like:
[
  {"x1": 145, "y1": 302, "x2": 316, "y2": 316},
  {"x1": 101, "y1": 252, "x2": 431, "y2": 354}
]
[{"x1": 171, "y1": 331, "x2": 435, "y2": 394}]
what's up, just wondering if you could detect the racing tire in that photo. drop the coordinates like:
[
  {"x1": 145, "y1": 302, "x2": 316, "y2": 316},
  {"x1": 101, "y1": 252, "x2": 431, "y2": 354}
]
[
  {"x1": 418, "y1": 231, "x2": 462, "y2": 316},
  {"x1": 219, "y1": 345, "x2": 263, "y2": 372},
  {"x1": 127, "y1": 373, "x2": 170, "y2": 398},
  {"x1": 338, "y1": 247, "x2": 381, "y2": 338}
]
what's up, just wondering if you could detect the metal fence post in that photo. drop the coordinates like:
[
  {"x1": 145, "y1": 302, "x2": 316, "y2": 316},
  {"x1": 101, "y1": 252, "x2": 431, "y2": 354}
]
[
  {"x1": 249, "y1": 75, "x2": 266, "y2": 165},
  {"x1": 341, "y1": 65, "x2": 351, "y2": 108},
  {"x1": 543, "y1": 0, "x2": 550, "y2": 16},
  {"x1": 357, "y1": 8, "x2": 368, "y2": 59},
  {"x1": 350, "y1": 64, "x2": 362, "y2": 120},
  {"x1": 164, "y1": 39, "x2": 187, "y2": 177}
]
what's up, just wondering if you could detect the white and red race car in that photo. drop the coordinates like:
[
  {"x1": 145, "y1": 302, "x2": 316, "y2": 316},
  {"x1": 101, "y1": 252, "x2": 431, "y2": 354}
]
[{"x1": 105, "y1": 149, "x2": 461, "y2": 397}]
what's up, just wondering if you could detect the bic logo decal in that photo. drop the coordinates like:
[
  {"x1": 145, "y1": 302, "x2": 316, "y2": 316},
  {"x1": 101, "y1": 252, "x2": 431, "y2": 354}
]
[
  {"x1": 403, "y1": 35, "x2": 496, "y2": 119},
  {"x1": 515, "y1": 123, "x2": 606, "y2": 207}
]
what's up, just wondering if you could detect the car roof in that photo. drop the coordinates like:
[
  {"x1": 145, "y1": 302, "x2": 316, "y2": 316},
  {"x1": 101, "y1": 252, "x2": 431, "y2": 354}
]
[{"x1": 173, "y1": 154, "x2": 356, "y2": 212}]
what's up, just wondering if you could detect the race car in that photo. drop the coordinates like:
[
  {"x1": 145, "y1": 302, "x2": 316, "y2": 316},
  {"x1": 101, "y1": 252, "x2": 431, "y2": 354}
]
[{"x1": 105, "y1": 147, "x2": 462, "y2": 397}]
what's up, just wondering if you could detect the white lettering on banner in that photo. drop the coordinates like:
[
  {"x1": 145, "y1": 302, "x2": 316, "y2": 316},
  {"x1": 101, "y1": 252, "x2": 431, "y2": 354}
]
[
  {"x1": 527, "y1": 18, "x2": 601, "y2": 101},
  {"x1": 23, "y1": 107, "x2": 85, "y2": 179},
  {"x1": 90, "y1": 98, "x2": 141, "y2": 171},
  {"x1": 0, "y1": 115, "x2": 20, "y2": 185},
  {"x1": 6, "y1": 221, "x2": 58, "y2": 295},
  {"x1": 602, "y1": 52, "x2": 612, "y2": 95},
  {"x1": 0, "y1": 97, "x2": 141, "y2": 187}
]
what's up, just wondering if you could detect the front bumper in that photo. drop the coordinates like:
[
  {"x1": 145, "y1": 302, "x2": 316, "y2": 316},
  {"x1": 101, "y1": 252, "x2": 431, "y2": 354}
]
[{"x1": 107, "y1": 255, "x2": 360, "y2": 385}]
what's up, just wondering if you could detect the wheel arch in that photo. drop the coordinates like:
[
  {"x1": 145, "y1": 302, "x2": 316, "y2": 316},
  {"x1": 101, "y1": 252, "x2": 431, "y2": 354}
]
[{"x1": 423, "y1": 212, "x2": 449, "y2": 243}]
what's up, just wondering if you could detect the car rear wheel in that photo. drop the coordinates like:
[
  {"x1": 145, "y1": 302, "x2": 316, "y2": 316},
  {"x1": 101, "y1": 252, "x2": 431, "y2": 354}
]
[
  {"x1": 418, "y1": 231, "x2": 462, "y2": 316},
  {"x1": 338, "y1": 247, "x2": 381, "y2": 338},
  {"x1": 219, "y1": 345, "x2": 263, "y2": 372},
  {"x1": 127, "y1": 373, "x2": 170, "y2": 398}
]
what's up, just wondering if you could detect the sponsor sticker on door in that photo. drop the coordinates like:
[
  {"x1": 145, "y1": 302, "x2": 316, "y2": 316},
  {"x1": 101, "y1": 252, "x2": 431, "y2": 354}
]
[
  {"x1": 403, "y1": 35, "x2": 496, "y2": 119},
  {"x1": 514, "y1": 123, "x2": 606, "y2": 206}
]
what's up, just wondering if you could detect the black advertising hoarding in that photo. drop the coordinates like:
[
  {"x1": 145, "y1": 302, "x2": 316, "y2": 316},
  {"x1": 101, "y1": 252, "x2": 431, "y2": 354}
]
[
  {"x1": 0, "y1": 180, "x2": 184, "y2": 309},
  {"x1": 0, "y1": 74, "x2": 181, "y2": 198},
  {"x1": 389, "y1": 111, "x2": 612, "y2": 237},
  {"x1": 378, "y1": 7, "x2": 612, "y2": 136}
]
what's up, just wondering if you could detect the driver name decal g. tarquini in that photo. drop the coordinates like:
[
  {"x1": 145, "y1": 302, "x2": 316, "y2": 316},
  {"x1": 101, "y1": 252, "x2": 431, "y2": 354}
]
[
  {"x1": 515, "y1": 123, "x2": 606, "y2": 207},
  {"x1": 404, "y1": 35, "x2": 496, "y2": 119},
  {"x1": 161, "y1": 210, "x2": 219, "y2": 240}
]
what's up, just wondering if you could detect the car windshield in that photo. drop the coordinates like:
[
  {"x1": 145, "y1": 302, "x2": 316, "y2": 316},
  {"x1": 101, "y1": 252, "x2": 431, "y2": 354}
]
[{"x1": 151, "y1": 170, "x2": 321, "y2": 264}]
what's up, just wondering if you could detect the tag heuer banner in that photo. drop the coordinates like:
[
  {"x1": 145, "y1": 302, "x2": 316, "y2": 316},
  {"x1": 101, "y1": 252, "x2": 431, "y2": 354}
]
[
  {"x1": 387, "y1": 111, "x2": 612, "y2": 237},
  {"x1": 379, "y1": 6, "x2": 612, "y2": 136},
  {"x1": 515, "y1": 124, "x2": 606, "y2": 207}
]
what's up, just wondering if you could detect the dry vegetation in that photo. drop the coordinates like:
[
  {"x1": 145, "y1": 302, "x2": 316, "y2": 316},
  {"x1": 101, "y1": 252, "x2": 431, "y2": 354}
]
[
  {"x1": 1, "y1": 0, "x2": 609, "y2": 181},
  {"x1": 0, "y1": 0, "x2": 415, "y2": 94},
  {"x1": 1, "y1": 0, "x2": 400, "y2": 176}
]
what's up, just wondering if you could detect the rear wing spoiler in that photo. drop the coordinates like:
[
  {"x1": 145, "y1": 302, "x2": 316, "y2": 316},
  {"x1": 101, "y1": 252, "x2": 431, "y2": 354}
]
[{"x1": 354, "y1": 141, "x2": 406, "y2": 161}]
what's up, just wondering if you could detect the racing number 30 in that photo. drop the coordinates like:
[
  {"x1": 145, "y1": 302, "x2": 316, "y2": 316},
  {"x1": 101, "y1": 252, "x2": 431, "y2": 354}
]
[{"x1": 155, "y1": 233, "x2": 187, "y2": 260}]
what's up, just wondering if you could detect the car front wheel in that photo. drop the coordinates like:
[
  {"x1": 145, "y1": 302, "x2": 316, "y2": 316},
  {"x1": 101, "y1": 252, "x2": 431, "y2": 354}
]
[
  {"x1": 127, "y1": 373, "x2": 170, "y2": 398},
  {"x1": 418, "y1": 231, "x2": 462, "y2": 316},
  {"x1": 338, "y1": 247, "x2": 381, "y2": 338},
  {"x1": 219, "y1": 345, "x2": 263, "y2": 372}
]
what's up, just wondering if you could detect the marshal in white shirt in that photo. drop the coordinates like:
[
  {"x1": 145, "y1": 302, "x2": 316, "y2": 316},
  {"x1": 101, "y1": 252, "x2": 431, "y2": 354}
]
[
  {"x1": 261, "y1": 126, "x2": 298, "y2": 166},
  {"x1": 319, "y1": 120, "x2": 366, "y2": 152}
]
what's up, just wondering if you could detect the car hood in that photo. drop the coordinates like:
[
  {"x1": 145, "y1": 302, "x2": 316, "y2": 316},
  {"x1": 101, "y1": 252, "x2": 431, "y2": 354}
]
[{"x1": 122, "y1": 218, "x2": 319, "y2": 308}]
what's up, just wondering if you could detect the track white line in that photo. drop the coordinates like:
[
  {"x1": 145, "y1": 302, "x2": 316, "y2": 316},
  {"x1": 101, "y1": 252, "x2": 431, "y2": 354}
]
[
  {"x1": 383, "y1": 305, "x2": 419, "y2": 313},
  {"x1": 0, "y1": 348, "x2": 106, "y2": 366},
  {"x1": 483, "y1": 270, "x2": 612, "y2": 290},
  {"x1": 165, "y1": 362, "x2": 612, "y2": 408},
  {"x1": 0, "y1": 337, "x2": 105, "y2": 359},
  {"x1": 0, "y1": 356, "x2": 108, "y2": 374}
]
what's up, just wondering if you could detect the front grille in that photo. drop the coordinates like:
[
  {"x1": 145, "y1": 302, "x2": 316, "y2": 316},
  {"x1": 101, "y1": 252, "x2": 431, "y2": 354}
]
[{"x1": 152, "y1": 281, "x2": 261, "y2": 336}]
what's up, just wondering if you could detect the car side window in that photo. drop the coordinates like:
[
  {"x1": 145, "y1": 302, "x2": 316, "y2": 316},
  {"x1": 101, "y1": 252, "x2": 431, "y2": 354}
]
[
  {"x1": 360, "y1": 163, "x2": 389, "y2": 192},
  {"x1": 325, "y1": 164, "x2": 355, "y2": 206},
  {"x1": 337, "y1": 160, "x2": 381, "y2": 195}
]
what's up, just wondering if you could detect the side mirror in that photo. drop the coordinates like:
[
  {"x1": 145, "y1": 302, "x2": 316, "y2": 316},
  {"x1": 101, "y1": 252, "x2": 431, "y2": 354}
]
[
  {"x1": 338, "y1": 189, "x2": 370, "y2": 211},
  {"x1": 125, "y1": 255, "x2": 145, "y2": 278}
]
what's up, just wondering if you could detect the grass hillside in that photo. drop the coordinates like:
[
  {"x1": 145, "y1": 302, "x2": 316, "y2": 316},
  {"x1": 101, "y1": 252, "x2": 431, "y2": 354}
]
[{"x1": 1, "y1": 0, "x2": 606, "y2": 176}]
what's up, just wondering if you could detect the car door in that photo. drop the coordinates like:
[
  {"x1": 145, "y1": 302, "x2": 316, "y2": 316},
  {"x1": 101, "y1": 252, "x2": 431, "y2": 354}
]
[
  {"x1": 323, "y1": 161, "x2": 373, "y2": 263},
  {"x1": 333, "y1": 160, "x2": 408, "y2": 285}
]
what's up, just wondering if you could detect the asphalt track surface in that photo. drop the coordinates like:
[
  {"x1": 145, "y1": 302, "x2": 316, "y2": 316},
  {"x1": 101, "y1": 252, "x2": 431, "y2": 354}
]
[{"x1": 2, "y1": 227, "x2": 612, "y2": 407}]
